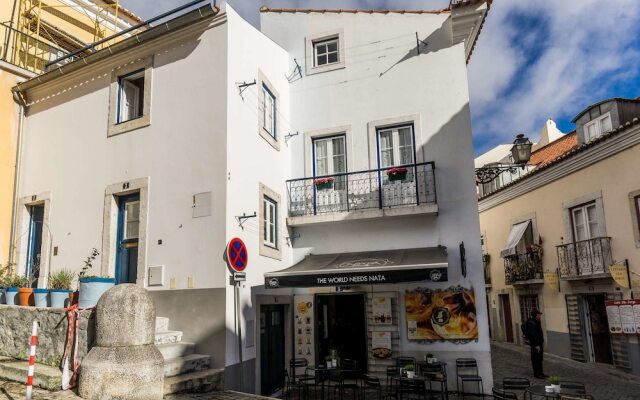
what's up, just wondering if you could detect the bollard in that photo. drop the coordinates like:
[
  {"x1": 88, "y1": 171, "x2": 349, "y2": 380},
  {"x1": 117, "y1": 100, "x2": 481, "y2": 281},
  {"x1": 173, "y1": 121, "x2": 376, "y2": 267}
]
[{"x1": 26, "y1": 320, "x2": 38, "y2": 400}]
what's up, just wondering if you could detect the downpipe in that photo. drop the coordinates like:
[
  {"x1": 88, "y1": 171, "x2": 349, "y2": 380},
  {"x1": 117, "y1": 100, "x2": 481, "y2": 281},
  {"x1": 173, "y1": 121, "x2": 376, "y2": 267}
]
[{"x1": 8, "y1": 90, "x2": 25, "y2": 272}]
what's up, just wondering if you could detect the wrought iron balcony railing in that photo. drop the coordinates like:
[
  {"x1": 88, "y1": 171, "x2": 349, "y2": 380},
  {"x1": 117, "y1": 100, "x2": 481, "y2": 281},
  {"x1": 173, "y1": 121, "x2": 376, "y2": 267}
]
[
  {"x1": 556, "y1": 237, "x2": 612, "y2": 278},
  {"x1": 504, "y1": 251, "x2": 543, "y2": 284},
  {"x1": 286, "y1": 162, "x2": 436, "y2": 217}
]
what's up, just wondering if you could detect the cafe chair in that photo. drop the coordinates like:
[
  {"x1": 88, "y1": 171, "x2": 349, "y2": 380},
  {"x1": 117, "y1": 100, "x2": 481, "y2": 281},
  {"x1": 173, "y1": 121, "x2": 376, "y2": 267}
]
[
  {"x1": 455, "y1": 358, "x2": 484, "y2": 399},
  {"x1": 492, "y1": 387, "x2": 518, "y2": 400},
  {"x1": 502, "y1": 377, "x2": 530, "y2": 392},
  {"x1": 285, "y1": 369, "x2": 312, "y2": 400},
  {"x1": 362, "y1": 374, "x2": 384, "y2": 400},
  {"x1": 330, "y1": 359, "x2": 360, "y2": 400},
  {"x1": 386, "y1": 365, "x2": 400, "y2": 397},
  {"x1": 421, "y1": 362, "x2": 448, "y2": 400},
  {"x1": 559, "y1": 396, "x2": 594, "y2": 400},
  {"x1": 397, "y1": 378, "x2": 427, "y2": 400},
  {"x1": 396, "y1": 356, "x2": 417, "y2": 370},
  {"x1": 558, "y1": 381, "x2": 586, "y2": 395}
]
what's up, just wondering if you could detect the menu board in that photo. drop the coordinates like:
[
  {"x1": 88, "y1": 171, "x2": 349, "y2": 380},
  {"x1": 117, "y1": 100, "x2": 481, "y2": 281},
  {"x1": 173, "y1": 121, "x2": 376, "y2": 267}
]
[
  {"x1": 371, "y1": 331, "x2": 392, "y2": 359},
  {"x1": 372, "y1": 297, "x2": 392, "y2": 325},
  {"x1": 405, "y1": 286, "x2": 478, "y2": 343},
  {"x1": 294, "y1": 295, "x2": 315, "y2": 365},
  {"x1": 605, "y1": 299, "x2": 640, "y2": 334}
]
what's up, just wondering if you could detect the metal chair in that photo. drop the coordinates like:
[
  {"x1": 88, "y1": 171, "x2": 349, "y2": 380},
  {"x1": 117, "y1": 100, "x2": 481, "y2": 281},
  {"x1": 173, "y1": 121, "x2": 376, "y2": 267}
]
[
  {"x1": 559, "y1": 396, "x2": 594, "y2": 400},
  {"x1": 421, "y1": 363, "x2": 448, "y2": 400},
  {"x1": 396, "y1": 377, "x2": 427, "y2": 400},
  {"x1": 362, "y1": 374, "x2": 383, "y2": 400},
  {"x1": 492, "y1": 387, "x2": 518, "y2": 400},
  {"x1": 396, "y1": 356, "x2": 417, "y2": 370},
  {"x1": 455, "y1": 358, "x2": 483, "y2": 399},
  {"x1": 559, "y1": 381, "x2": 586, "y2": 395},
  {"x1": 386, "y1": 365, "x2": 400, "y2": 398},
  {"x1": 502, "y1": 377, "x2": 530, "y2": 392},
  {"x1": 330, "y1": 359, "x2": 360, "y2": 400}
]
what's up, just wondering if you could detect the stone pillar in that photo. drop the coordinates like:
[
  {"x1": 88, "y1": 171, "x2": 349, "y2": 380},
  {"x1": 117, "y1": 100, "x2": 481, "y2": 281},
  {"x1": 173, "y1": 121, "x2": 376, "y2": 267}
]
[{"x1": 78, "y1": 284, "x2": 164, "y2": 399}]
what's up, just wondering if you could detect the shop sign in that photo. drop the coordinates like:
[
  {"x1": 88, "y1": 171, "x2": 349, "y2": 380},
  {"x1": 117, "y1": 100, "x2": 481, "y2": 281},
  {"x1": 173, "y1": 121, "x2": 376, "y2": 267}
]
[
  {"x1": 605, "y1": 299, "x2": 640, "y2": 334},
  {"x1": 294, "y1": 295, "x2": 315, "y2": 365},
  {"x1": 543, "y1": 271, "x2": 558, "y2": 290},
  {"x1": 609, "y1": 264, "x2": 630, "y2": 288},
  {"x1": 372, "y1": 297, "x2": 392, "y2": 325},
  {"x1": 371, "y1": 331, "x2": 392, "y2": 359},
  {"x1": 405, "y1": 286, "x2": 478, "y2": 343}
]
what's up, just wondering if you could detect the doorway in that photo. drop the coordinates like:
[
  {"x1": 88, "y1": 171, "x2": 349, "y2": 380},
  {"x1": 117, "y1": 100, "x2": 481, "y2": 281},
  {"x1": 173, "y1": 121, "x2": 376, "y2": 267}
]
[
  {"x1": 115, "y1": 193, "x2": 140, "y2": 284},
  {"x1": 578, "y1": 294, "x2": 613, "y2": 364},
  {"x1": 500, "y1": 294, "x2": 514, "y2": 343},
  {"x1": 316, "y1": 293, "x2": 367, "y2": 371},
  {"x1": 260, "y1": 304, "x2": 285, "y2": 396},
  {"x1": 25, "y1": 204, "x2": 45, "y2": 286}
]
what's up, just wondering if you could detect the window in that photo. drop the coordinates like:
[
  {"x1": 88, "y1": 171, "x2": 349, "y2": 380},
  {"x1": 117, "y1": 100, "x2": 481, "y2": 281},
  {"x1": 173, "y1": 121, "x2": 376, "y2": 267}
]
[
  {"x1": 519, "y1": 295, "x2": 539, "y2": 323},
  {"x1": 571, "y1": 202, "x2": 600, "y2": 242},
  {"x1": 636, "y1": 195, "x2": 640, "y2": 231},
  {"x1": 378, "y1": 125, "x2": 414, "y2": 168},
  {"x1": 118, "y1": 70, "x2": 145, "y2": 123},
  {"x1": 263, "y1": 196, "x2": 277, "y2": 249},
  {"x1": 631, "y1": 192, "x2": 640, "y2": 247},
  {"x1": 262, "y1": 84, "x2": 276, "y2": 138},
  {"x1": 584, "y1": 112, "x2": 612, "y2": 142},
  {"x1": 314, "y1": 38, "x2": 339, "y2": 67},
  {"x1": 314, "y1": 136, "x2": 346, "y2": 176},
  {"x1": 124, "y1": 201, "x2": 140, "y2": 239}
]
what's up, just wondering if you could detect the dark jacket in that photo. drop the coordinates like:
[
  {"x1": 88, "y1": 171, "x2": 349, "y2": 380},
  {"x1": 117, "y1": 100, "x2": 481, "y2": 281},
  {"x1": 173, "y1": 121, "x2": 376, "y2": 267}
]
[{"x1": 524, "y1": 318, "x2": 544, "y2": 347}]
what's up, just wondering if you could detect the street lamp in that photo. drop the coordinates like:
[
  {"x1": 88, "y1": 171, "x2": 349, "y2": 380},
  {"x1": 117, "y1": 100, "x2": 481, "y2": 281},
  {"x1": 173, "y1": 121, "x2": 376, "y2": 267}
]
[{"x1": 476, "y1": 134, "x2": 533, "y2": 184}]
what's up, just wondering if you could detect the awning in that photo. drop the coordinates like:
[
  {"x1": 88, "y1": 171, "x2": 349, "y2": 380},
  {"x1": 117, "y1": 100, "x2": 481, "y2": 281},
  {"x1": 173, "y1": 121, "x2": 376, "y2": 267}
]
[
  {"x1": 264, "y1": 247, "x2": 448, "y2": 288},
  {"x1": 500, "y1": 221, "x2": 530, "y2": 258}
]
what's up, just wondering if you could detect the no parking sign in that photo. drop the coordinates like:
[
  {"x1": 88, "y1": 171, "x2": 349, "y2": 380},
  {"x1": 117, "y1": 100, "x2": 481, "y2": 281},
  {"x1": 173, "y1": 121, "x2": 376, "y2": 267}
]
[{"x1": 227, "y1": 238, "x2": 248, "y2": 272}]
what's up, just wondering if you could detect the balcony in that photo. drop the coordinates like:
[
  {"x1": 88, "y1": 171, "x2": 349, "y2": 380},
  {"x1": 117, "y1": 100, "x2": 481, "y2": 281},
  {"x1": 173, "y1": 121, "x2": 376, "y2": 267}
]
[
  {"x1": 504, "y1": 251, "x2": 543, "y2": 285},
  {"x1": 0, "y1": 22, "x2": 71, "y2": 74},
  {"x1": 286, "y1": 162, "x2": 437, "y2": 226},
  {"x1": 556, "y1": 237, "x2": 613, "y2": 280}
]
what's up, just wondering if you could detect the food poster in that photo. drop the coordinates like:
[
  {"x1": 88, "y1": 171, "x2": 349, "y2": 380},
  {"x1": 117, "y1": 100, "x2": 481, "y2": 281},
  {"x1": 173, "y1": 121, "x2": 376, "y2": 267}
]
[
  {"x1": 605, "y1": 299, "x2": 640, "y2": 334},
  {"x1": 372, "y1": 297, "x2": 393, "y2": 325},
  {"x1": 294, "y1": 295, "x2": 315, "y2": 365},
  {"x1": 371, "y1": 331, "x2": 392, "y2": 359},
  {"x1": 405, "y1": 286, "x2": 478, "y2": 342}
]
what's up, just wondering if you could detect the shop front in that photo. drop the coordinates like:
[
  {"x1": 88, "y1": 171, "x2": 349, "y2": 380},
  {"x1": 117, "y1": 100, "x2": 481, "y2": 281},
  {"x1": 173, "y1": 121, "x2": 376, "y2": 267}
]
[{"x1": 257, "y1": 247, "x2": 486, "y2": 395}]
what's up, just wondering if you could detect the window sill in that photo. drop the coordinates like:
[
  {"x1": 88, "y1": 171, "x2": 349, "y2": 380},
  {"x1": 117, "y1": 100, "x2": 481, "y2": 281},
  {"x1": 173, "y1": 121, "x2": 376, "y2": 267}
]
[
  {"x1": 259, "y1": 243, "x2": 282, "y2": 260},
  {"x1": 306, "y1": 62, "x2": 345, "y2": 76},
  {"x1": 108, "y1": 114, "x2": 150, "y2": 137},
  {"x1": 259, "y1": 127, "x2": 280, "y2": 151}
]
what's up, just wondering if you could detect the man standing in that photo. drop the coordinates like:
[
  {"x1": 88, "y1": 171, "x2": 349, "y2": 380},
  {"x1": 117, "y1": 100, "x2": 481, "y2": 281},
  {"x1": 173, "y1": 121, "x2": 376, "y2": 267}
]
[{"x1": 524, "y1": 310, "x2": 547, "y2": 378}]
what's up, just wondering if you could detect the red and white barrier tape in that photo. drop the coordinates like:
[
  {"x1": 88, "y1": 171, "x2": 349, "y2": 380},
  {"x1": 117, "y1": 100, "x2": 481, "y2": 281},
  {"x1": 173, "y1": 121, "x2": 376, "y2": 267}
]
[{"x1": 25, "y1": 320, "x2": 38, "y2": 400}]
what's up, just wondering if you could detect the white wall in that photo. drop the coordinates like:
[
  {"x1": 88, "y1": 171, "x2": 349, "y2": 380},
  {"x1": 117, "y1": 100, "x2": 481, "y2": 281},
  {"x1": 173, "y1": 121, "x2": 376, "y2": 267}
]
[{"x1": 20, "y1": 14, "x2": 229, "y2": 290}]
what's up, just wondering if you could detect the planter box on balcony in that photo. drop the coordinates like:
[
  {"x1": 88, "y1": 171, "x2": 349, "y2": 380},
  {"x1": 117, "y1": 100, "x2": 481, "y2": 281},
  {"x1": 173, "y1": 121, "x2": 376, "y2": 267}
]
[
  {"x1": 314, "y1": 178, "x2": 334, "y2": 190},
  {"x1": 387, "y1": 167, "x2": 408, "y2": 182}
]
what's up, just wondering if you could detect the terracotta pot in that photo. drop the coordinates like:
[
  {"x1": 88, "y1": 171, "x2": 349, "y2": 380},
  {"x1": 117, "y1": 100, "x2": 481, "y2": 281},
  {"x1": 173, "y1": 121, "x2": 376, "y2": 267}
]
[{"x1": 18, "y1": 288, "x2": 34, "y2": 306}]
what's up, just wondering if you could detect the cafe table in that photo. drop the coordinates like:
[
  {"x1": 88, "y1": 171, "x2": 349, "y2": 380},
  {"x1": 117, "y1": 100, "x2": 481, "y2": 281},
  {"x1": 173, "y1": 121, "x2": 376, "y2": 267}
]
[
  {"x1": 524, "y1": 384, "x2": 584, "y2": 399},
  {"x1": 304, "y1": 366, "x2": 362, "y2": 400}
]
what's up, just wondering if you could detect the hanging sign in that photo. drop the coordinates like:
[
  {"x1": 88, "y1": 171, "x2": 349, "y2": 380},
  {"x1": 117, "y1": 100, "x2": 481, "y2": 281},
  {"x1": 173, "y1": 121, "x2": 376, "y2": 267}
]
[
  {"x1": 605, "y1": 299, "x2": 640, "y2": 334},
  {"x1": 609, "y1": 264, "x2": 630, "y2": 288},
  {"x1": 543, "y1": 272, "x2": 558, "y2": 290},
  {"x1": 372, "y1": 297, "x2": 392, "y2": 325},
  {"x1": 227, "y1": 238, "x2": 248, "y2": 272},
  {"x1": 371, "y1": 331, "x2": 392, "y2": 359}
]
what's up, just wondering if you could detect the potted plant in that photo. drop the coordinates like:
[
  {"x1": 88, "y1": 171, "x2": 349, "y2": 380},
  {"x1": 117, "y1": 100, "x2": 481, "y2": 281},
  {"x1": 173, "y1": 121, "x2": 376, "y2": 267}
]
[
  {"x1": 404, "y1": 364, "x2": 415, "y2": 379},
  {"x1": 78, "y1": 248, "x2": 115, "y2": 309},
  {"x1": 386, "y1": 167, "x2": 408, "y2": 181},
  {"x1": 426, "y1": 353, "x2": 437, "y2": 364},
  {"x1": 49, "y1": 269, "x2": 75, "y2": 308},
  {"x1": 325, "y1": 355, "x2": 333, "y2": 368},
  {"x1": 0, "y1": 265, "x2": 8, "y2": 304},
  {"x1": 14, "y1": 275, "x2": 33, "y2": 306},
  {"x1": 314, "y1": 177, "x2": 334, "y2": 190},
  {"x1": 548, "y1": 376, "x2": 561, "y2": 393}
]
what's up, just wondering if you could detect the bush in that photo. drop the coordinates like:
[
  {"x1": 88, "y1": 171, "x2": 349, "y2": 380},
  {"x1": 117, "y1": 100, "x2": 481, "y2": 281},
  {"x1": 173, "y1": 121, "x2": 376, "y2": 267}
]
[{"x1": 49, "y1": 269, "x2": 75, "y2": 290}]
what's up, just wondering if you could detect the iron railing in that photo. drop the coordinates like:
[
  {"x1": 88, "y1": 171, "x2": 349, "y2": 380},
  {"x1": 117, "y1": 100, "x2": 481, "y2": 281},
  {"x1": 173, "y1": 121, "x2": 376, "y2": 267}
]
[
  {"x1": 286, "y1": 162, "x2": 436, "y2": 217},
  {"x1": 504, "y1": 251, "x2": 543, "y2": 284},
  {"x1": 0, "y1": 22, "x2": 70, "y2": 74},
  {"x1": 556, "y1": 237, "x2": 612, "y2": 278}
]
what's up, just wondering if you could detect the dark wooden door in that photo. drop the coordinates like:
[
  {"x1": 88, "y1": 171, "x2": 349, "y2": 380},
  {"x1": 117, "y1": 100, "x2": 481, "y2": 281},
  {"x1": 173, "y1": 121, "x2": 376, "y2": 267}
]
[
  {"x1": 260, "y1": 304, "x2": 285, "y2": 396},
  {"x1": 585, "y1": 294, "x2": 613, "y2": 364},
  {"x1": 500, "y1": 294, "x2": 514, "y2": 342}
]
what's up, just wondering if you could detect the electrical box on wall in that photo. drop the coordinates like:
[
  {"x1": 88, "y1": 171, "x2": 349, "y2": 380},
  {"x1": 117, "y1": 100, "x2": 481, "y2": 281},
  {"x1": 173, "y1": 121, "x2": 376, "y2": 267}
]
[
  {"x1": 192, "y1": 192, "x2": 212, "y2": 218},
  {"x1": 148, "y1": 265, "x2": 164, "y2": 286}
]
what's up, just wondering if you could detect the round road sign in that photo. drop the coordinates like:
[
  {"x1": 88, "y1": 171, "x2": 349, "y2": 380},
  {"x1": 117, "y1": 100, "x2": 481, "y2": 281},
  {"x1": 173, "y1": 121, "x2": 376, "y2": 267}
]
[{"x1": 227, "y1": 238, "x2": 248, "y2": 272}]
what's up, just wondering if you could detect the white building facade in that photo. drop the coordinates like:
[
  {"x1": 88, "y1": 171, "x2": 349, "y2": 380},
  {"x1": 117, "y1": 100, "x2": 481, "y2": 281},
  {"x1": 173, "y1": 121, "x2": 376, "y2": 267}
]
[{"x1": 12, "y1": 0, "x2": 491, "y2": 395}]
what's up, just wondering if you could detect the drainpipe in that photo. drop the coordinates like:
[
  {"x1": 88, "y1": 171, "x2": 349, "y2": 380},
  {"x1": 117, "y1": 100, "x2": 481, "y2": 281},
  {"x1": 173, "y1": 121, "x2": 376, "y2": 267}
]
[{"x1": 8, "y1": 89, "x2": 26, "y2": 273}]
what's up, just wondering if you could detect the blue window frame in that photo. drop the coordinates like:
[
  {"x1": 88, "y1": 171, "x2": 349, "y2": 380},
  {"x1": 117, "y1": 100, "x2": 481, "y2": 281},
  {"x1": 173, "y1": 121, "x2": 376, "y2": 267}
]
[{"x1": 117, "y1": 69, "x2": 145, "y2": 124}]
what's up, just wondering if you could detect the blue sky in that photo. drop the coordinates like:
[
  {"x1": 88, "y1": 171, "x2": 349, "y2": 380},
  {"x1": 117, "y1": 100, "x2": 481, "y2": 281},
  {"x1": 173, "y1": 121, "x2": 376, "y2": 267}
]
[{"x1": 122, "y1": 0, "x2": 640, "y2": 155}]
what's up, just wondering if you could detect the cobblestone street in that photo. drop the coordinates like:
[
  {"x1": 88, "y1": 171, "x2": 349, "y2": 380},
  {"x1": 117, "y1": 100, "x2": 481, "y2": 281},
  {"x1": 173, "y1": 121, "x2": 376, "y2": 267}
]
[{"x1": 2, "y1": 342, "x2": 640, "y2": 399}]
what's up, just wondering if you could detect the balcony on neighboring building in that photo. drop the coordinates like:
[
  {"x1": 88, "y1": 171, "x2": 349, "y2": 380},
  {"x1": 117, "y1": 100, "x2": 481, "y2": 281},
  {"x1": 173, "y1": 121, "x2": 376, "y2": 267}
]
[
  {"x1": 504, "y1": 250, "x2": 543, "y2": 285},
  {"x1": 556, "y1": 237, "x2": 613, "y2": 280},
  {"x1": 0, "y1": 22, "x2": 71, "y2": 74},
  {"x1": 286, "y1": 162, "x2": 437, "y2": 226}
]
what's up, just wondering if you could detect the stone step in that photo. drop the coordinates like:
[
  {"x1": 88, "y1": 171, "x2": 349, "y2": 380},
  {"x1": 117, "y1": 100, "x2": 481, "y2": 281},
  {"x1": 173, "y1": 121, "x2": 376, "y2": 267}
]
[
  {"x1": 0, "y1": 358, "x2": 62, "y2": 391},
  {"x1": 157, "y1": 342, "x2": 196, "y2": 359},
  {"x1": 164, "y1": 354, "x2": 211, "y2": 377},
  {"x1": 156, "y1": 317, "x2": 170, "y2": 332},
  {"x1": 163, "y1": 367, "x2": 224, "y2": 395},
  {"x1": 155, "y1": 330, "x2": 183, "y2": 345}
]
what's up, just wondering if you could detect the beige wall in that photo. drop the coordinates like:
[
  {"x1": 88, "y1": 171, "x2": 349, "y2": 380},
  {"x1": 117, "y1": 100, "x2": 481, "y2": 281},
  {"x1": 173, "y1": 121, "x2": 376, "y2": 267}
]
[{"x1": 480, "y1": 140, "x2": 640, "y2": 335}]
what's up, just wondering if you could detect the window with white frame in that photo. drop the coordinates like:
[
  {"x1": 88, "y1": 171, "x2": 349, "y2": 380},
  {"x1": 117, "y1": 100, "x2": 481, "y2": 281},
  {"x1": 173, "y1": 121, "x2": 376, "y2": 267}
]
[
  {"x1": 118, "y1": 70, "x2": 145, "y2": 123},
  {"x1": 519, "y1": 295, "x2": 539, "y2": 323},
  {"x1": 262, "y1": 84, "x2": 276, "y2": 138},
  {"x1": 124, "y1": 201, "x2": 140, "y2": 240},
  {"x1": 584, "y1": 112, "x2": 612, "y2": 142},
  {"x1": 314, "y1": 37, "x2": 339, "y2": 67},
  {"x1": 571, "y1": 202, "x2": 600, "y2": 242},
  {"x1": 314, "y1": 136, "x2": 346, "y2": 176},
  {"x1": 378, "y1": 125, "x2": 415, "y2": 168},
  {"x1": 263, "y1": 196, "x2": 277, "y2": 248}
]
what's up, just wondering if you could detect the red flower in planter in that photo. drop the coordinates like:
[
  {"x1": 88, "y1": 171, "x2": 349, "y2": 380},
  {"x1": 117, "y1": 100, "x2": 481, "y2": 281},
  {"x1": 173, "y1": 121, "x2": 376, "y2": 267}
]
[
  {"x1": 386, "y1": 167, "x2": 408, "y2": 175},
  {"x1": 314, "y1": 177, "x2": 334, "y2": 185}
]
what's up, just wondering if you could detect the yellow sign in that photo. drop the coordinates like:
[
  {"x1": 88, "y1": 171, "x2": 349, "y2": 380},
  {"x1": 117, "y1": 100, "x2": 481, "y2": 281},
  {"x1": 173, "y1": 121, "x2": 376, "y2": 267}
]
[
  {"x1": 609, "y1": 264, "x2": 630, "y2": 288},
  {"x1": 543, "y1": 272, "x2": 558, "y2": 290}
]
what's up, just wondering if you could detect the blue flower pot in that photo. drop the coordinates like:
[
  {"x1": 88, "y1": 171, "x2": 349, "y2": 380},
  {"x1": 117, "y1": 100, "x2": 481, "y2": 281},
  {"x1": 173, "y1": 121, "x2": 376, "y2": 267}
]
[
  {"x1": 5, "y1": 287, "x2": 19, "y2": 305},
  {"x1": 49, "y1": 290, "x2": 71, "y2": 308},
  {"x1": 33, "y1": 288, "x2": 49, "y2": 307},
  {"x1": 78, "y1": 278, "x2": 115, "y2": 309},
  {"x1": 0, "y1": 287, "x2": 5, "y2": 304}
]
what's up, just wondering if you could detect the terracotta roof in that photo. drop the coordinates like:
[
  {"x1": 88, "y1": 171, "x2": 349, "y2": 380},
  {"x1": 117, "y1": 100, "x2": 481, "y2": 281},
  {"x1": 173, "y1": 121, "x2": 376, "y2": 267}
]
[
  {"x1": 479, "y1": 117, "x2": 640, "y2": 200},
  {"x1": 259, "y1": 6, "x2": 449, "y2": 14},
  {"x1": 103, "y1": 0, "x2": 144, "y2": 24},
  {"x1": 528, "y1": 131, "x2": 578, "y2": 168}
]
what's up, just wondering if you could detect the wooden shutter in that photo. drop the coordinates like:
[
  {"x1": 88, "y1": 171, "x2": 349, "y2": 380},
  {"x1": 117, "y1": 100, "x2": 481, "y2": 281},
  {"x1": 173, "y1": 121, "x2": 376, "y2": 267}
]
[
  {"x1": 565, "y1": 294, "x2": 586, "y2": 362},
  {"x1": 606, "y1": 293, "x2": 631, "y2": 371}
]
